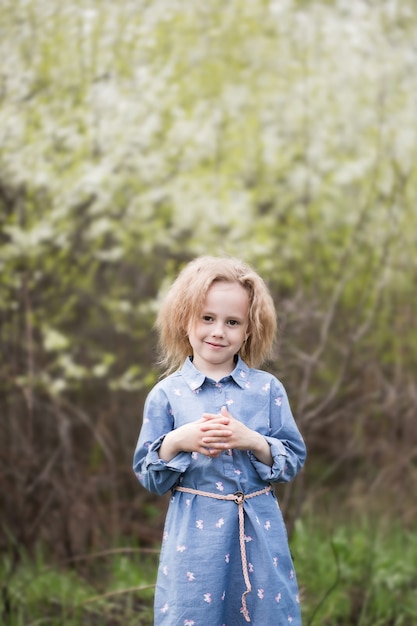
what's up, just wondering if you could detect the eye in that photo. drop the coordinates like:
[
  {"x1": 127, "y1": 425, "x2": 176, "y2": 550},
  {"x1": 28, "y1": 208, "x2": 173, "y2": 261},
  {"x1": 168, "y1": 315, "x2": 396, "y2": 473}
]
[
  {"x1": 202, "y1": 315, "x2": 213, "y2": 322},
  {"x1": 227, "y1": 320, "x2": 239, "y2": 326}
]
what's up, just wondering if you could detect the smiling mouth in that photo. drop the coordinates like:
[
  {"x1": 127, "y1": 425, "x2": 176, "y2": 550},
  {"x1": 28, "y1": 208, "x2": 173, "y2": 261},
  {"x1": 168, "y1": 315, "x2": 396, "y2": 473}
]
[{"x1": 206, "y1": 341, "x2": 226, "y2": 348}]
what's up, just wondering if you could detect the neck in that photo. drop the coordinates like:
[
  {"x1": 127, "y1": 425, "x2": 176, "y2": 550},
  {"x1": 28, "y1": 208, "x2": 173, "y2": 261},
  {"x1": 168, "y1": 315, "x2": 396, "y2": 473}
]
[{"x1": 192, "y1": 360, "x2": 235, "y2": 382}]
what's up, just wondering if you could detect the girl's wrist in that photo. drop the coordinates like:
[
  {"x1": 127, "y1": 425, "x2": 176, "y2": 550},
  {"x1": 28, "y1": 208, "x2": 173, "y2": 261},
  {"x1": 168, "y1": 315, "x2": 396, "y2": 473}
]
[
  {"x1": 159, "y1": 430, "x2": 181, "y2": 461},
  {"x1": 250, "y1": 432, "x2": 273, "y2": 466}
]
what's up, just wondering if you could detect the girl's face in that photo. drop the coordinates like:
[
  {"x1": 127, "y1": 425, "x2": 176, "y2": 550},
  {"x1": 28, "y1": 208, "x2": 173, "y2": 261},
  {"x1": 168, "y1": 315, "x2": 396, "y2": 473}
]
[{"x1": 187, "y1": 281, "x2": 250, "y2": 378}]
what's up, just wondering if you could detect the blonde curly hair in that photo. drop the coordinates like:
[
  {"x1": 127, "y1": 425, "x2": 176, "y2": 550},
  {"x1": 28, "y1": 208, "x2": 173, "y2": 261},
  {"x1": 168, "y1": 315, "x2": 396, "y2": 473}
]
[{"x1": 156, "y1": 256, "x2": 277, "y2": 374}]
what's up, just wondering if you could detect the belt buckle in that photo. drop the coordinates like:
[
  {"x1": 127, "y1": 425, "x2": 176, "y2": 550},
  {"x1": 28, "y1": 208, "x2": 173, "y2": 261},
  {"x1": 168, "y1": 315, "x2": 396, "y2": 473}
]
[{"x1": 233, "y1": 491, "x2": 245, "y2": 504}]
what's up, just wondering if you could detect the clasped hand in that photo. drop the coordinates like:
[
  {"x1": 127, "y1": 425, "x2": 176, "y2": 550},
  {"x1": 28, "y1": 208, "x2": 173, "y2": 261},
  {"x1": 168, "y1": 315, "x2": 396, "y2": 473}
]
[
  {"x1": 182, "y1": 406, "x2": 254, "y2": 458},
  {"x1": 159, "y1": 405, "x2": 271, "y2": 465}
]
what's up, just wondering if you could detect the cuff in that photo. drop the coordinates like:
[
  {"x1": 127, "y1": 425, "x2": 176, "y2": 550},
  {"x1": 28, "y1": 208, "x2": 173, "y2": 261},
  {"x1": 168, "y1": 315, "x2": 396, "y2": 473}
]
[
  {"x1": 249, "y1": 437, "x2": 288, "y2": 481},
  {"x1": 145, "y1": 435, "x2": 192, "y2": 473}
]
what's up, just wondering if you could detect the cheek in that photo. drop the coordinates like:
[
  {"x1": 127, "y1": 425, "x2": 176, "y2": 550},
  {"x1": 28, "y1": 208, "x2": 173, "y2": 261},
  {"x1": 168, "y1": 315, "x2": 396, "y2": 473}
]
[
  {"x1": 186, "y1": 322, "x2": 201, "y2": 342},
  {"x1": 186, "y1": 319, "x2": 196, "y2": 336}
]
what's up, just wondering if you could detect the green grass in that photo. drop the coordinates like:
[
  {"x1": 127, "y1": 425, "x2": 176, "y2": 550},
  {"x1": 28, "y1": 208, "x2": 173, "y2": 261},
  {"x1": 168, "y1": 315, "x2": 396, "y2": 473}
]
[
  {"x1": 1, "y1": 547, "x2": 157, "y2": 625},
  {"x1": 293, "y1": 517, "x2": 417, "y2": 626},
  {"x1": 1, "y1": 519, "x2": 417, "y2": 625}
]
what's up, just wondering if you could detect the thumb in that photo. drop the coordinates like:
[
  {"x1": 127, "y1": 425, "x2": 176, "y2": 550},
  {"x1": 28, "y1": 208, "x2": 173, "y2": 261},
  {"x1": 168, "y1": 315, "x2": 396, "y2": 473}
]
[{"x1": 221, "y1": 405, "x2": 231, "y2": 418}]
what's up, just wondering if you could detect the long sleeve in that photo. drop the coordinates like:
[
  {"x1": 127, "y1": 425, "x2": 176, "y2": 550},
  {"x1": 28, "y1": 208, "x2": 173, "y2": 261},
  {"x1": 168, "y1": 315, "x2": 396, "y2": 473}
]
[
  {"x1": 249, "y1": 377, "x2": 306, "y2": 483},
  {"x1": 132, "y1": 359, "x2": 305, "y2": 626},
  {"x1": 133, "y1": 383, "x2": 192, "y2": 495},
  {"x1": 133, "y1": 359, "x2": 306, "y2": 495}
]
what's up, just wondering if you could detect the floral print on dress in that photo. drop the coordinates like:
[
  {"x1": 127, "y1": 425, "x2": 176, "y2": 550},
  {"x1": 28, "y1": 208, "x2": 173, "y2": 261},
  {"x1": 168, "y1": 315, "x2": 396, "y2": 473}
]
[{"x1": 133, "y1": 356, "x2": 305, "y2": 625}]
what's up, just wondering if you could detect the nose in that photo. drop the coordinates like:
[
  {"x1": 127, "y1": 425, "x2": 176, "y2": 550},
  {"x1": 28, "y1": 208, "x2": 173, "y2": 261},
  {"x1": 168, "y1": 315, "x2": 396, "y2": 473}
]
[{"x1": 211, "y1": 321, "x2": 225, "y2": 337}]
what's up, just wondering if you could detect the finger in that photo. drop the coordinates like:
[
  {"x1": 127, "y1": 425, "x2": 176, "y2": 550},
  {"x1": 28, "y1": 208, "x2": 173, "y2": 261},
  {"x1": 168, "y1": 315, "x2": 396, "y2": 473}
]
[
  {"x1": 221, "y1": 406, "x2": 231, "y2": 418},
  {"x1": 200, "y1": 423, "x2": 230, "y2": 434},
  {"x1": 201, "y1": 440, "x2": 230, "y2": 449},
  {"x1": 201, "y1": 417, "x2": 230, "y2": 428},
  {"x1": 203, "y1": 443, "x2": 229, "y2": 452},
  {"x1": 200, "y1": 426, "x2": 232, "y2": 437},
  {"x1": 202, "y1": 412, "x2": 223, "y2": 421},
  {"x1": 208, "y1": 449, "x2": 222, "y2": 457},
  {"x1": 202, "y1": 433, "x2": 231, "y2": 445},
  {"x1": 199, "y1": 446, "x2": 221, "y2": 457}
]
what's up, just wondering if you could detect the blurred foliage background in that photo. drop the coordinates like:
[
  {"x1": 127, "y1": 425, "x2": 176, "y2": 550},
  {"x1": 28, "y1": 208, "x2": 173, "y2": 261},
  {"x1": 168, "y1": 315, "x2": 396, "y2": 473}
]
[{"x1": 1, "y1": 0, "x2": 417, "y2": 617}]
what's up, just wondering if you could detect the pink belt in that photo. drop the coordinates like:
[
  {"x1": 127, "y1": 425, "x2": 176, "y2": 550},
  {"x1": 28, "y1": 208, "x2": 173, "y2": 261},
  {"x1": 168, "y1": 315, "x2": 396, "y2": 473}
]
[{"x1": 175, "y1": 484, "x2": 272, "y2": 622}]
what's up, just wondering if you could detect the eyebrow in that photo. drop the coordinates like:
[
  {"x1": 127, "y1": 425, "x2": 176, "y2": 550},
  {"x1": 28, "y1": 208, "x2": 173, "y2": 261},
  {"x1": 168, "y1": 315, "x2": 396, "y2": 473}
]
[{"x1": 202, "y1": 310, "x2": 246, "y2": 322}]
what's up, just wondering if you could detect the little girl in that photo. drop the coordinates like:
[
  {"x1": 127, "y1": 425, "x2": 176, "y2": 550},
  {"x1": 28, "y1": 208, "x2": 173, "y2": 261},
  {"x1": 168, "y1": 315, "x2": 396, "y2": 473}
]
[{"x1": 133, "y1": 256, "x2": 306, "y2": 625}]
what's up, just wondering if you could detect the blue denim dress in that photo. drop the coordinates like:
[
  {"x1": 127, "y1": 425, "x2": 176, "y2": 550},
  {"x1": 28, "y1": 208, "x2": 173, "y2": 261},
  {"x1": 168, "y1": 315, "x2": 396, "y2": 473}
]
[{"x1": 133, "y1": 356, "x2": 306, "y2": 625}]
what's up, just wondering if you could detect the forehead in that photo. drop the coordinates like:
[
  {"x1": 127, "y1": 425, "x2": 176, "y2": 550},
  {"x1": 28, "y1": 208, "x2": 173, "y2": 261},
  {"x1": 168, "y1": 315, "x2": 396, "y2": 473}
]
[{"x1": 203, "y1": 281, "x2": 250, "y2": 315}]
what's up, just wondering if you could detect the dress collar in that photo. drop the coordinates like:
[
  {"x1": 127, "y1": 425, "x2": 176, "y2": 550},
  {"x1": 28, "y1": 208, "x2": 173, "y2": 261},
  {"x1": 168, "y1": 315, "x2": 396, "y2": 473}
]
[{"x1": 180, "y1": 355, "x2": 250, "y2": 391}]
